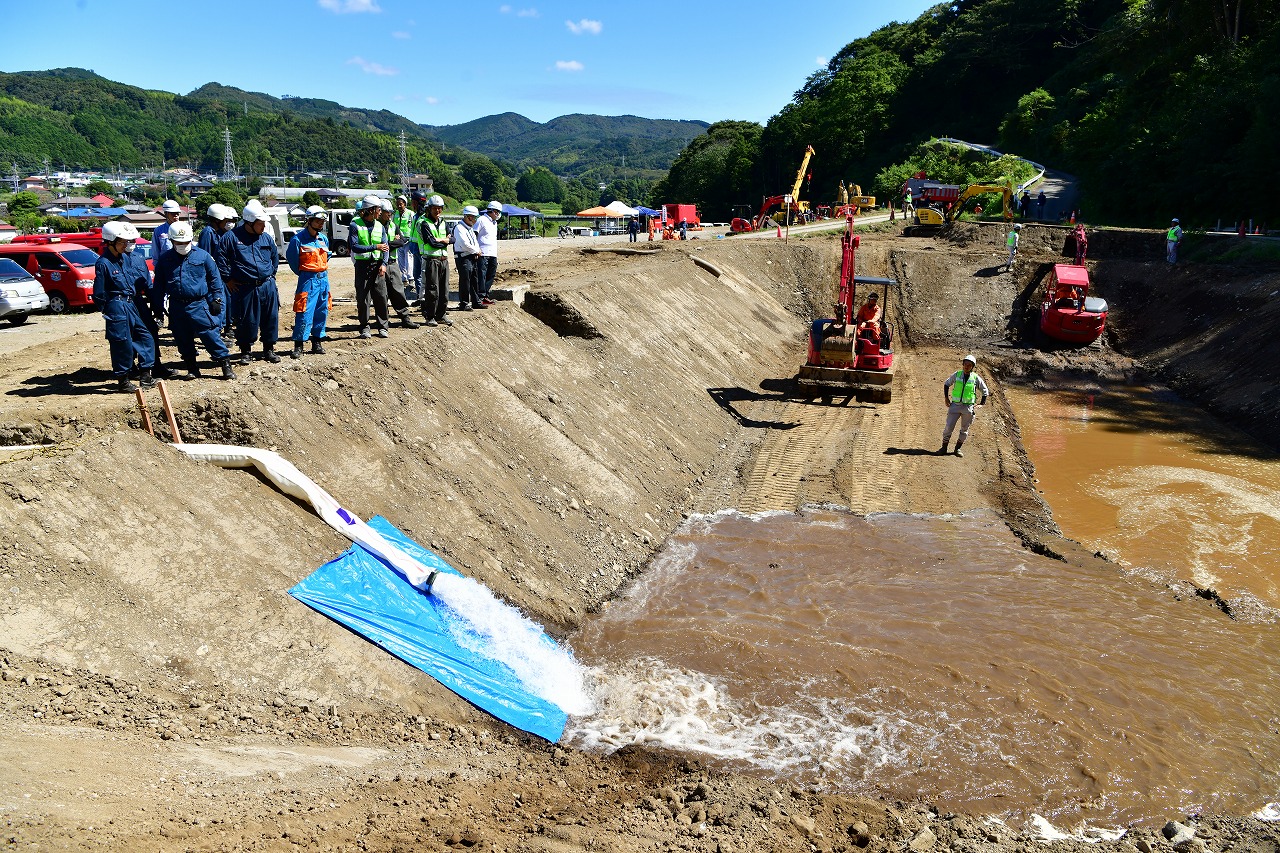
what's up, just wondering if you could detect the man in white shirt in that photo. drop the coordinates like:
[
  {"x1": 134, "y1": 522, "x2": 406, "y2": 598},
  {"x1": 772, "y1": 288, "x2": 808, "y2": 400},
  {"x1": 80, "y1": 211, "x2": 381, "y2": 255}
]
[
  {"x1": 452, "y1": 206, "x2": 486, "y2": 311},
  {"x1": 473, "y1": 200, "x2": 502, "y2": 306}
]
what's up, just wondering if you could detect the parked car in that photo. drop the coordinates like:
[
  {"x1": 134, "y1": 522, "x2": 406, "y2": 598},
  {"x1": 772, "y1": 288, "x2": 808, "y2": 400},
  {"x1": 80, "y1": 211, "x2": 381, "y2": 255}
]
[
  {"x1": 12, "y1": 230, "x2": 154, "y2": 271},
  {"x1": 0, "y1": 257, "x2": 51, "y2": 324},
  {"x1": 0, "y1": 241, "x2": 100, "y2": 313}
]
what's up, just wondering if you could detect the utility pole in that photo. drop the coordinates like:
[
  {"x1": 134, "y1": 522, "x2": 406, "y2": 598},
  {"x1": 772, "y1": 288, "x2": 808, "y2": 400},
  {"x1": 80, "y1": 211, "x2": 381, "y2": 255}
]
[
  {"x1": 222, "y1": 127, "x2": 236, "y2": 182},
  {"x1": 10, "y1": 162, "x2": 18, "y2": 193},
  {"x1": 398, "y1": 131, "x2": 409, "y2": 193}
]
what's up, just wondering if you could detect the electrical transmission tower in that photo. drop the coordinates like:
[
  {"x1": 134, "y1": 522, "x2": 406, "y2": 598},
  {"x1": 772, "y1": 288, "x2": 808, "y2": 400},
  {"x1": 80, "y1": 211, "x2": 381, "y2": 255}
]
[
  {"x1": 222, "y1": 128, "x2": 236, "y2": 181},
  {"x1": 398, "y1": 131, "x2": 409, "y2": 193},
  {"x1": 10, "y1": 162, "x2": 18, "y2": 193}
]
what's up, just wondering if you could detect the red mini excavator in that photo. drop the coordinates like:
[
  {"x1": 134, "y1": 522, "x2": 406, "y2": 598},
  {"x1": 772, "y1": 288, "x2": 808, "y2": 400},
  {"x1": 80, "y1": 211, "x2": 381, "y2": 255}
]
[{"x1": 795, "y1": 217, "x2": 896, "y2": 403}]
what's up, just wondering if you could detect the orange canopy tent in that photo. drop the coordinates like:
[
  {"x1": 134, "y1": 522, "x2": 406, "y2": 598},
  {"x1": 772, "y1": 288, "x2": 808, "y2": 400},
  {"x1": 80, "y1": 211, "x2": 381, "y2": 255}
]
[{"x1": 575, "y1": 206, "x2": 613, "y2": 217}]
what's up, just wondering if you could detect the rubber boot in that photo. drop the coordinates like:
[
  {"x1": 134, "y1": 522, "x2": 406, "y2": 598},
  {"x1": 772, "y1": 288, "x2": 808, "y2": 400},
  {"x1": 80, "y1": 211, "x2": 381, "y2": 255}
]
[
  {"x1": 290, "y1": 341, "x2": 305, "y2": 360},
  {"x1": 263, "y1": 344, "x2": 281, "y2": 364},
  {"x1": 954, "y1": 442, "x2": 965, "y2": 458},
  {"x1": 139, "y1": 368, "x2": 157, "y2": 390},
  {"x1": 236, "y1": 348, "x2": 253, "y2": 366},
  {"x1": 116, "y1": 375, "x2": 138, "y2": 393},
  {"x1": 311, "y1": 338, "x2": 326, "y2": 355},
  {"x1": 938, "y1": 442, "x2": 949, "y2": 455},
  {"x1": 218, "y1": 358, "x2": 237, "y2": 381},
  {"x1": 153, "y1": 361, "x2": 176, "y2": 380},
  {"x1": 183, "y1": 358, "x2": 202, "y2": 379},
  {"x1": 399, "y1": 312, "x2": 420, "y2": 330}
]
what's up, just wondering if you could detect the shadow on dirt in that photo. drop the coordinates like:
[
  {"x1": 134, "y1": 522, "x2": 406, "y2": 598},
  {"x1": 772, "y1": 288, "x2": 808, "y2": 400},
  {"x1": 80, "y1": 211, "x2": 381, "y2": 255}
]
[{"x1": 6, "y1": 366, "x2": 120, "y2": 397}]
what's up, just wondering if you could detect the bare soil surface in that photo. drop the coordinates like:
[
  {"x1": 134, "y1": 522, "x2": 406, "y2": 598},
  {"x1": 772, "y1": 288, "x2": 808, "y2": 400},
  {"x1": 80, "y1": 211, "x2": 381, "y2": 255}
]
[{"x1": 2, "y1": 223, "x2": 1279, "y2": 852}]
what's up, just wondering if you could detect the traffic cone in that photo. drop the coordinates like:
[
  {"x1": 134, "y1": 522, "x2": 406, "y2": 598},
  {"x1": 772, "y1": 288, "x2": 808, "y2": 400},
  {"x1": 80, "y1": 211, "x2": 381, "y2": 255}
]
[{"x1": 776, "y1": 225, "x2": 782, "y2": 239}]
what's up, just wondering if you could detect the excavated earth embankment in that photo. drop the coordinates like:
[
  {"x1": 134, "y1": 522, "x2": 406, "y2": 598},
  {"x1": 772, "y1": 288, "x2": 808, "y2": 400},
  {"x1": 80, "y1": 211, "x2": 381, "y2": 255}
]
[{"x1": 1, "y1": 228, "x2": 1279, "y2": 852}]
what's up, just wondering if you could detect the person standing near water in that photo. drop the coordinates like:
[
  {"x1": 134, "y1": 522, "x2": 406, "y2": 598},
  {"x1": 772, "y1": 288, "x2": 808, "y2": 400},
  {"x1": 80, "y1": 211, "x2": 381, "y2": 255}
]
[{"x1": 940, "y1": 354, "x2": 989, "y2": 458}]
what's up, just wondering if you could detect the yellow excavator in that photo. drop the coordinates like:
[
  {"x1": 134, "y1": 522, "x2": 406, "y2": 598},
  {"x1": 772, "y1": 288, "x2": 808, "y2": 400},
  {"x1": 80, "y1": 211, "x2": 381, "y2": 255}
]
[
  {"x1": 914, "y1": 181, "x2": 1014, "y2": 229},
  {"x1": 732, "y1": 145, "x2": 816, "y2": 232}
]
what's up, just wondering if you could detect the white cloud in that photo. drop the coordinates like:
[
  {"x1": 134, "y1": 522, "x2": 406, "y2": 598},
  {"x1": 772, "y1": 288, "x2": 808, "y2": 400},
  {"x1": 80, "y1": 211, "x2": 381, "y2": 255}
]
[
  {"x1": 499, "y1": 3, "x2": 511, "y2": 10},
  {"x1": 392, "y1": 30, "x2": 411, "y2": 39},
  {"x1": 555, "y1": 60, "x2": 584, "y2": 72},
  {"x1": 500, "y1": 4, "x2": 538, "y2": 15},
  {"x1": 425, "y1": 96, "x2": 440, "y2": 105},
  {"x1": 318, "y1": 0, "x2": 380, "y2": 13},
  {"x1": 566, "y1": 18, "x2": 602, "y2": 35},
  {"x1": 393, "y1": 94, "x2": 406, "y2": 101},
  {"x1": 346, "y1": 56, "x2": 399, "y2": 76},
  {"x1": 816, "y1": 56, "x2": 828, "y2": 65}
]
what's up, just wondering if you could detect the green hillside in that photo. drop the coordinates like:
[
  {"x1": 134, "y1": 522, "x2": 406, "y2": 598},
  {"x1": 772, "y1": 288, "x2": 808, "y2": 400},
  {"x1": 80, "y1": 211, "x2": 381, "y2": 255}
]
[
  {"x1": 428, "y1": 112, "x2": 708, "y2": 181},
  {"x1": 659, "y1": 0, "x2": 1279, "y2": 224}
]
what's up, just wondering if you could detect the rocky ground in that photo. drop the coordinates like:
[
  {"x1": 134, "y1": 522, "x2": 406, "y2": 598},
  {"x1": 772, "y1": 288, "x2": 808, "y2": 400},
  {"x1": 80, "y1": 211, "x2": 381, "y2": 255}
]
[{"x1": 1, "y1": 224, "x2": 1278, "y2": 851}]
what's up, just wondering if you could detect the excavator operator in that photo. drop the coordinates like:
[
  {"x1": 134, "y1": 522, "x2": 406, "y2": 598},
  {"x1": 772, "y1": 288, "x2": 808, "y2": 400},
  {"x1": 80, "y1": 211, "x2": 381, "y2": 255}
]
[{"x1": 855, "y1": 292, "x2": 882, "y2": 342}]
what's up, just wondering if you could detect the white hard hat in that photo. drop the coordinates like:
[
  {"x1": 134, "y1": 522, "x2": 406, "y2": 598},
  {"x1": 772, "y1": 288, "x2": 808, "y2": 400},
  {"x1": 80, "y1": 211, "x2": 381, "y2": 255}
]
[
  {"x1": 962, "y1": 354, "x2": 977, "y2": 365},
  {"x1": 427, "y1": 195, "x2": 444, "y2": 208},
  {"x1": 242, "y1": 199, "x2": 268, "y2": 223},
  {"x1": 206, "y1": 203, "x2": 229, "y2": 221},
  {"x1": 362, "y1": 195, "x2": 381, "y2": 209},
  {"x1": 486, "y1": 200, "x2": 503, "y2": 212},
  {"x1": 1014, "y1": 223, "x2": 1023, "y2": 229},
  {"x1": 168, "y1": 221, "x2": 193, "y2": 243},
  {"x1": 305, "y1": 205, "x2": 328, "y2": 222},
  {"x1": 160, "y1": 199, "x2": 182, "y2": 214},
  {"x1": 102, "y1": 221, "x2": 138, "y2": 242},
  {"x1": 395, "y1": 194, "x2": 407, "y2": 202},
  {"x1": 461, "y1": 205, "x2": 479, "y2": 217},
  {"x1": 378, "y1": 197, "x2": 394, "y2": 211}
]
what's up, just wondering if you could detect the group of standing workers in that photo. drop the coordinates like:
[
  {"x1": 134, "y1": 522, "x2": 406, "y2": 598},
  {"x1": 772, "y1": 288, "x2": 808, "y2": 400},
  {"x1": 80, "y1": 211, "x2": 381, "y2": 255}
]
[{"x1": 94, "y1": 194, "x2": 507, "y2": 391}]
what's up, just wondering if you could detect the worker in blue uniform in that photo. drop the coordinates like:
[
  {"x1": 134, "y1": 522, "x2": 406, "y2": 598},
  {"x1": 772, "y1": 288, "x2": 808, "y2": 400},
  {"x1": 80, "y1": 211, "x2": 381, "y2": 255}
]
[
  {"x1": 216, "y1": 199, "x2": 281, "y2": 364},
  {"x1": 93, "y1": 221, "x2": 157, "y2": 393},
  {"x1": 285, "y1": 206, "x2": 332, "y2": 358},
  {"x1": 150, "y1": 221, "x2": 236, "y2": 380},
  {"x1": 199, "y1": 204, "x2": 239, "y2": 335}
]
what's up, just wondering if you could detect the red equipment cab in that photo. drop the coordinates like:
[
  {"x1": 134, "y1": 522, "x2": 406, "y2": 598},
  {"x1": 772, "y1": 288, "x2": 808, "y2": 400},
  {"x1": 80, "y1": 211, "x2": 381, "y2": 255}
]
[
  {"x1": 0, "y1": 240, "x2": 100, "y2": 314},
  {"x1": 1039, "y1": 263, "x2": 1108, "y2": 345},
  {"x1": 796, "y1": 218, "x2": 896, "y2": 403}
]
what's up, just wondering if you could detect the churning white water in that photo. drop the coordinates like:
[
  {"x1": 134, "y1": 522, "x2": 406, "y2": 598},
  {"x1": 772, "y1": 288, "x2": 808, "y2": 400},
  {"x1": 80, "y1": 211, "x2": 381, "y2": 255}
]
[{"x1": 429, "y1": 571, "x2": 594, "y2": 716}]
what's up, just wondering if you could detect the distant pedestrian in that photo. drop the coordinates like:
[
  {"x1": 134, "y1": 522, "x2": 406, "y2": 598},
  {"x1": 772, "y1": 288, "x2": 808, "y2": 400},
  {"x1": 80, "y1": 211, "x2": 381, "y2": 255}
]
[
  {"x1": 1004, "y1": 223, "x2": 1022, "y2": 270},
  {"x1": 201, "y1": 204, "x2": 239, "y2": 336},
  {"x1": 416, "y1": 195, "x2": 453, "y2": 326},
  {"x1": 939, "y1": 354, "x2": 989, "y2": 458},
  {"x1": 474, "y1": 201, "x2": 502, "y2": 305},
  {"x1": 392, "y1": 194, "x2": 415, "y2": 293},
  {"x1": 627, "y1": 216, "x2": 639, "y2": 242},
  {"x1": 349, "y1": 196, "x2": 391, "y2": 338},
  {"x1": 285, "y1": 206, "x2": 332, "y2": 358},
  {"x1": 408, "y1": 191, "x2": 428, "y2": 299},
  {"x1": 152, "y1": 199, "x2": 183, "y2": 257},
  {"x1": 216, "y1": 199, "x2": 281, "y2": 365},
  {"x1": 150, "y1": 221, "x2": 235, "y2": 380},
  {"x1": 1166, "y1": 218, "x2": 1183, "y2": 264},
  {"x1": 376, "y1": 198, "x2": 421, "y2": 329},
  {"x1": 1073, "y1": 223, "x2": 1088, "y2": 265},
  {"x1": 679, "y1": 219, "x2": 688, "y2": 240},
  {"x1": 1019, "y1": 191, "x2": 1031, "y2": 219},
  {"x1": 93, "y1": 221, "x2": 157, "y2": 393},
  {"x1": 452, "y1": 205, "x2": 485, "y2": 311},
  {"x1": 1036, "y1": 190, "x2": 1046, "y2": 219},
  {"x1": 903, "y1": 191, "x2": 914, "y2": 216}
]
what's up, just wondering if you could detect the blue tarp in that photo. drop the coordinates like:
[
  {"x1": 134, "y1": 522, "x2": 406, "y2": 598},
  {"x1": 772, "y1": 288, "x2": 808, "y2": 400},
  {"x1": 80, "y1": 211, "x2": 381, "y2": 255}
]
[
  {"x1": 288, "y1": 516, "x2": 568, "y2": 742},
  {"x1": 634, "y1": 206, "x2": 661, "y2": 216},
  {"x1": 500, "y1": 203, "x2": 544, "y2": 218},
  {"x1": 59, "y1": 207, "x2": 128, "y2": 218}
]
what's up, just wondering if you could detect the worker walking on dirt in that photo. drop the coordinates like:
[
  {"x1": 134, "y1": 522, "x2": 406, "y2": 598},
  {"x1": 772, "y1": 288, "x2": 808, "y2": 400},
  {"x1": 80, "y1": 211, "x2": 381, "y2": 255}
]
[
  {"x1": 940, "y1": 354, "x2": 989, "y2": 458},
  {"x1": 93, "y1": 221, "x2": 158, "y2": 393},
  {"x1": 1166, "y1": 218, "x2": 1183, "y2": 264},
  {"x1": 285, "y1": 206, "x2": 332, "y2": 358},
  {"x1": 627, "y1": 216, "x2": 639, "y2": 242},
  {"x1": 350, "y1": 196, "x2": 392, "y2": 338},
  {"x1": 416, "y1": 195, "x2": 453, "y2": 327},
  {"x1": 392, "y1": 194, "x2": 415, "y2": 292},
  {"x1": 1004, "y1": 223, "x2": 1022, "y2": 270},
  {"x1": 375, "y1": 198, "x2": 421, "y2": 329},
  {"x1": 150, "y1": 221, "x2": 235, "y2": 381}
]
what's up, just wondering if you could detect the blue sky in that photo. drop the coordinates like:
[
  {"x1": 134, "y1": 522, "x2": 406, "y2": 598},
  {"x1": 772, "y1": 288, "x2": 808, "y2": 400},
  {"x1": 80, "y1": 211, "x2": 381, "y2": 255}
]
[{"x1": 2, "y1": 0, "x2": 940, "y2": 127}]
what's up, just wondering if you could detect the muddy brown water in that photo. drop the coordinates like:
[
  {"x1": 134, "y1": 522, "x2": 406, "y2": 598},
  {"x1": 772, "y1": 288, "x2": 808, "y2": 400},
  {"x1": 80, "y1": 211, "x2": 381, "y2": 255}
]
[
  {"x1": 568, "y1": 503, "x2": 1280, "y2": 830},
  {"x1": 1005, "y1": 384, "x2": 1280, "y2": 612}
]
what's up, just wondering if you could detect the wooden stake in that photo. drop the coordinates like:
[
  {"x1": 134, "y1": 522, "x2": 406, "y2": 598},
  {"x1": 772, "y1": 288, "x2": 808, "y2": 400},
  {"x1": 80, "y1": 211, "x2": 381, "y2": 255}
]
[
  {"x1": 134, "y1": 387, "x2": 154, "y2": 437},
  {"x1": 156, "y1": 380, "x2": 182, "y2": 444}
]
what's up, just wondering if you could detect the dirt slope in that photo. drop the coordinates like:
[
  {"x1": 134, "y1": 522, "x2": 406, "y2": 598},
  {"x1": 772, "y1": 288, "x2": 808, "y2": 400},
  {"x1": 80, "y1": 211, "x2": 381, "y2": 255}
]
[{"x1": 1, "y1": 230, "x2": 1277, "y2": 852}]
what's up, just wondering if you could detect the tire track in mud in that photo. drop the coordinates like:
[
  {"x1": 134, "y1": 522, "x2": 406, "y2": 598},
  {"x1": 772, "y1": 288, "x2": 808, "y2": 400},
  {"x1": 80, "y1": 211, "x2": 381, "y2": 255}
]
[{"x1": 737, "y1": 402, "x2": 857, "y2": 513}]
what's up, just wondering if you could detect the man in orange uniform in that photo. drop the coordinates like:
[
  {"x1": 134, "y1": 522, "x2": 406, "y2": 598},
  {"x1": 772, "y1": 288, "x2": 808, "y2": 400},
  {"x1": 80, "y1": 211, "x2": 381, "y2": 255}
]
[
  {"x1": 855, "y1": 292, "x2": 882, "y2": 342},
  {"x1": 285, "y1": 206, "x2": 331, "y2": 358}
]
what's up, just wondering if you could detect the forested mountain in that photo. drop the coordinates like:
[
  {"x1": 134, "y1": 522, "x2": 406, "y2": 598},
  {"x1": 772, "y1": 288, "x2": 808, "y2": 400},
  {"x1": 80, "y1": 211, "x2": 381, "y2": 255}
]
[
  {"x1": 428, "y1": 112, "x2": 708, "y2": 181},
  {"x1": 658, "y1": 0, "x2": 1278, "y2": 224},
  {"x1": 0, "y1": 69, "x2": 705, "y2": 195}
]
